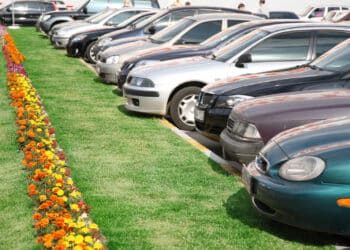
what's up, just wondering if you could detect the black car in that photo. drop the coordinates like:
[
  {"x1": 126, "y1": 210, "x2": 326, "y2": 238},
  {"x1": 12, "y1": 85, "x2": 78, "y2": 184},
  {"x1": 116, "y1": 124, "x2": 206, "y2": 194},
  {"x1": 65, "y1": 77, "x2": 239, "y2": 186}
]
[
  {"x1": 195, "y1": 37, "x2": 350, "y2": 140},
  {"x1": 66, "y1": 11, "x2": 156, "y2": 62},
  {"x1": 38, "y1": 0, "x2": 160, "y2": 33},
  {"x1": 0, "y1": 0, "x2": 56, "y2": 25},
  {"x1": 90, "y1": 6, "x2": 251, "y2": 60},
  {"x1": 117, "y1": 19, "x2": 303, "y2": 89}
]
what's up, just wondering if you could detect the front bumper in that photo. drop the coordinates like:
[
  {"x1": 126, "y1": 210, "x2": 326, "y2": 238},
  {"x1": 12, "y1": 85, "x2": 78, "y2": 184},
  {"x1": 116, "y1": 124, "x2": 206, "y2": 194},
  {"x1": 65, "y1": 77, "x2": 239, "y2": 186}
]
[
  {"x1": 52, "y1": 36, "x2": 69, "y2": 48},
  {"x1": 66, "y1": 39, "x2": 83, "y2": 57},
  {"x1": 195, "y1": 106, "x2": 231, "y2": 138},
  {"x1": 123, "y1": 86, "x2": 166, "y2": 115},
  {"x1": 242, "y1": 162, "x2": 350, "y2": 235},
  {"x1": 96, "y1": 61, "x2": 123, "y2": 84},
  {"x1": 220, "y1": 128, "x2": 264, "y2": 166}
]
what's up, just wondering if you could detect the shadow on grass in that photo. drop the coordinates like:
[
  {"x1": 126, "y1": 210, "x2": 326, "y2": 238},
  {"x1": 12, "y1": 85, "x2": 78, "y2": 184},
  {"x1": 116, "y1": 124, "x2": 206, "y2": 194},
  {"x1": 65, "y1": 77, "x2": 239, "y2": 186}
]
[
  {"x1": 117, "y1": 104, "x2": 161, "y2": 120},
  {"x1": 207, "y1": 158, "x2": 230, "y2": 176},
  {"x1": 224, "y1": 188, "x2": 350, "y2": 246}
]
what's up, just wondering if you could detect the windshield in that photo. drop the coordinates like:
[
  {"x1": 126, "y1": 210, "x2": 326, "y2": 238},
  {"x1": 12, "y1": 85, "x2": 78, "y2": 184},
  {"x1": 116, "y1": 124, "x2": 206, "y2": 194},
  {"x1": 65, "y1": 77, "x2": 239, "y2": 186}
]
[
  {"x1": 150, "y1": 18, "x2": 194, "y2": 44},
  {"x1": 117, "y1": 12, "x2": 150, "y2": 28},
  {"x1": 85, "y1": 9, "x2": 111, "y2": 22},
  {"x1": 300, "y1": 6, "x2": 313, "y2": 16},
  {"x1": 90, "y1": 8, "x2": 116, "y2": 23},
  {"x1": 135, "y1": 9, "x2": 168, "y2": 29},
  {"x1": 311, "y1": 40, "x2": 350, "y2": 72},
  {"x1": 214, "y1": 30, "x2": 268, "y2": 62}
]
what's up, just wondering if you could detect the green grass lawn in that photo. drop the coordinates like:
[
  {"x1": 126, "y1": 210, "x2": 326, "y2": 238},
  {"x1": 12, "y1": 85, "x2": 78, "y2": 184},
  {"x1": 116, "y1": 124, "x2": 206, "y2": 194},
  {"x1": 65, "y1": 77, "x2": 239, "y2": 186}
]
[{"x1": 1, "y1": 27, "x2": 343, "y2": 249}]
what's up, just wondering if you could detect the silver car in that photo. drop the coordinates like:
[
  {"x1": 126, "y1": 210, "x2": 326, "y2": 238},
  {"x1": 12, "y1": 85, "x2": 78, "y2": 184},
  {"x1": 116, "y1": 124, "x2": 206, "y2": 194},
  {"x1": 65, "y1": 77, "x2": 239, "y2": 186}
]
[
  {"x1": 123, "y1": 22, "x2": 350, "y2": 130},
  {"x1": 95, "y1": 13, "x2": 261, "y2": 83},
  {"x1": 51, "y1": 7, "x2": 153, "y2": 48}
]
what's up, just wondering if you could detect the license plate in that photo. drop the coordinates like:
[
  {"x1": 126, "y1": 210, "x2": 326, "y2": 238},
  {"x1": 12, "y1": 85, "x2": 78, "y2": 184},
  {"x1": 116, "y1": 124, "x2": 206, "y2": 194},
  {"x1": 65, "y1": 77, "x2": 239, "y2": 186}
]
[
  {"x1": 194, "y1": 108, "x2": 204, "y2": 122},
  {"x1": 241, "y1": 162, "x2": 261, "y2": 194}
]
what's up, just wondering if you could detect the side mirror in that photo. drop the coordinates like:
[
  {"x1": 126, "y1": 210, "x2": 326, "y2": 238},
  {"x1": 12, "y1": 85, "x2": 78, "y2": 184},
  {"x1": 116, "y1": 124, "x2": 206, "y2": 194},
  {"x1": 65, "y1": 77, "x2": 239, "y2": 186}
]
[
  {"x1": 6, "y1": 7, "x2": 11, "y2": 12},
  {"x1": 106, "y1": 21, "x2": 114, "y2": 26},
  {"x1": 83, "y1": 7, "x2": 87, "y2": 14},
  {"x1": 236, "y1": 53, "x2": 252, "y2": 68},
  {"x1": 147, "y1": 25, "x2": 156, "y2": 35}
]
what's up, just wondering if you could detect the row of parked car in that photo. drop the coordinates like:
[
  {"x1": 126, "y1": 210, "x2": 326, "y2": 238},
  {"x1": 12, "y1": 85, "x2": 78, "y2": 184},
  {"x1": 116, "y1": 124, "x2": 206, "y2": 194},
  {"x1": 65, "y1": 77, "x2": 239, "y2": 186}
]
[{"x1": 33, "y1": 4, "x2": 350, "y2": 237}]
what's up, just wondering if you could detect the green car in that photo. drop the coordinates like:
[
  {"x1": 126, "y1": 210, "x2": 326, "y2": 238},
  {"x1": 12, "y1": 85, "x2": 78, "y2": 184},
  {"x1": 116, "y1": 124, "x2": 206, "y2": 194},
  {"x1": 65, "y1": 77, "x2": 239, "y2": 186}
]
[{"x1": 242, "y1": 116, "x2": 350, "y2": 235}]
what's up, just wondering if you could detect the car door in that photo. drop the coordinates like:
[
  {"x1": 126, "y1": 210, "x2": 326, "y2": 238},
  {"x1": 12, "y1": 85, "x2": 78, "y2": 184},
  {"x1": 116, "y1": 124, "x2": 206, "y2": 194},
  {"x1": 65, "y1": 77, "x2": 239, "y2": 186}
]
[
  {"x1": 231, "y1": 30, "x2": 312, "y2": 76},
  {"x1": 26, "y1": 2, "x2": 47, "y2": 25},
  {"x1": 173, "y1": 20, "x2": 223, "y2": 45}
]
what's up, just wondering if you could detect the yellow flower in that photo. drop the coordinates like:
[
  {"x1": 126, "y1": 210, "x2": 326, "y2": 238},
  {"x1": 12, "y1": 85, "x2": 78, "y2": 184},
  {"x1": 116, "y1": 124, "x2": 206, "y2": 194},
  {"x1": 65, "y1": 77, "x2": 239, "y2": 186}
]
[
  {"x1": 62, "y1": 196, "x2": 68, "y2": 202},
  {"x1": 74, "y1": 235, "x2": 84, "y2": 245},
  {"x1": 57, "y1": 189, "x2": 64, "y2": 196},
  {"x1": 93, "y1": 241, "x2": 103, "y2": 249},
  {"x1": 67, "y1": 179, "x2": 74, "y2": 185},
  {"x1": 81, "y1": 227, "x2": 90, "y2": 234},
  {"x1": 60, "y1": 168, "x2": 66, "y2": 174},
  {"x1": 39, "y1": 195, "x2": 47, "y2": 202},
  {"x1": 89, "y1": 223, "x2": 99, "y2": 230},
  {"x1": 84, "y1": 236, "x2": 93, "y2": 243},
  {"x1": 70, "y1": 204, "x2": 80, "y2": 211},
  {"x1": 73, "y1": 246, "x2": 83, "y2": 250},
  {"x1": 66, "y1": 234, "x2": 75, "y2": 242},
  {"x1": 36, "y1": 128, "x2": 42, "y2": 133}
]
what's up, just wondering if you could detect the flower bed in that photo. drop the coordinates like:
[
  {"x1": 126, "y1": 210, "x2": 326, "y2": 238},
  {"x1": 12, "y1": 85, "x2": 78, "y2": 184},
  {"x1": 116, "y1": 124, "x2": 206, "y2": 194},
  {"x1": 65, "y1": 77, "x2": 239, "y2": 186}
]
[{"x1": 2, "y1": 30, "x2": 106, "y2": 249}]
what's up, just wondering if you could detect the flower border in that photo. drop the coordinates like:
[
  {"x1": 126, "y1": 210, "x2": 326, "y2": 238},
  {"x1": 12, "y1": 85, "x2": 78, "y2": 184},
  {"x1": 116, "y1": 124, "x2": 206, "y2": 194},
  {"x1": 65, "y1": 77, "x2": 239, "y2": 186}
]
[{"x1": 2, "y1": 30, "x2": 106, "y2": 249}]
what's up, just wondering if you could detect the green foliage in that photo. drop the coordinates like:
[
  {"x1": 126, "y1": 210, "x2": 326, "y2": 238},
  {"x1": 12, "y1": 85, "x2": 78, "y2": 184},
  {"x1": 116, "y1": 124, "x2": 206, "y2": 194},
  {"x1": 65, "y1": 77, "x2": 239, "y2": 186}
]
[{"x1": 5, "y1": 27, "x2": 339, "y2": 249}]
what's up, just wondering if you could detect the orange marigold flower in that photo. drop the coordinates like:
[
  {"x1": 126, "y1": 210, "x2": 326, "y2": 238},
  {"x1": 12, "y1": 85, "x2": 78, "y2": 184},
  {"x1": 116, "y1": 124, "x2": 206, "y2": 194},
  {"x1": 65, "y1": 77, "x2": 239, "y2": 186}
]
[
  {"x1": 32, "y1": 213, "x2": 42, "y2": 220},
  {"x1": 26, "y1": 129, "x2": 35, "y2": 138},
  {"x1": 18, "y1": 137, "x2": 25, "y2": 143}
]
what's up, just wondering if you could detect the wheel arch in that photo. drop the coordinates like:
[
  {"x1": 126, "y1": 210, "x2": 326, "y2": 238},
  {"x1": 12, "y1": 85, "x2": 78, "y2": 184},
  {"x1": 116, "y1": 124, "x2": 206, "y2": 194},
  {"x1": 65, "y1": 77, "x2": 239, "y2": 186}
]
[{"x1": 167, "y1": 81, "x2": 206, "y2": 112}]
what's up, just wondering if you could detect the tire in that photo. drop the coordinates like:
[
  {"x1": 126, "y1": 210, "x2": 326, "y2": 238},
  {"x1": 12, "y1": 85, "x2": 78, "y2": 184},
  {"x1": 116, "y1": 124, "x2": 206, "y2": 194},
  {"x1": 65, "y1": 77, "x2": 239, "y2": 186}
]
[
  {"x1": 169, "y1": 86, "x2": 201, "y2": 131},
  {"x1": 84, "y1": 41, "x2": 98, "y2": 64}
]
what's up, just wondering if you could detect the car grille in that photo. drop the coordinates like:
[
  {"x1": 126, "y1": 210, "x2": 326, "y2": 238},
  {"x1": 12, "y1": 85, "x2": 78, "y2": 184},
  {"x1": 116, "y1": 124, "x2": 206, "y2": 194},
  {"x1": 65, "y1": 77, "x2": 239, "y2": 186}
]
[
  {"x1": 198, "y1": 92, "x2": 214, "y2": 107},
  {"x1": 255, "y1": 154, "x2": 269, "y2": 174}
]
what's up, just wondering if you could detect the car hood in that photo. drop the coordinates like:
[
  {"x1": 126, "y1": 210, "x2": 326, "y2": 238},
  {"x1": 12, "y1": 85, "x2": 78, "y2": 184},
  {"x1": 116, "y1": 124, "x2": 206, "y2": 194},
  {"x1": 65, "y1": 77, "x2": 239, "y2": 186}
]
[
  {"x1": 203, "y1": 66, "x2": 334, "y2": 95},
  {"x1": 101, "y1": 40, "x2": 156, "y2": 57},
  {"x1": 131, "y1": 56, "x2": 229, "y2": 82},
  {"x1": 267, "y1": 116, "x2": 350, "y2": 158},
  {"x1": 44, "y1": 10, "x2": 80, "y2": 16},
  {"x1": 53, "y1": 20, "x2": 86, "y2": 30},
  {"x1": 234, "y1": 90, "x2": 350, "y2": 143},
  {"x1": 58, "y1": 23, "x2": 103, "y2": 36}
]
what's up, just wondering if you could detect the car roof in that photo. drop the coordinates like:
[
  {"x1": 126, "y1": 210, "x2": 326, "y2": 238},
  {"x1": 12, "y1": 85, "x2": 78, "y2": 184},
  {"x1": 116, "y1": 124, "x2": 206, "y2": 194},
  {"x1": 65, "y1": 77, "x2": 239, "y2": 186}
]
[
  {"x1": 120, "y1": 7, "x2": 160, "y2": 12},
  {"x1": 186, "y1": 13, "x2": 262, "y2": 21},
  {"x1": 306, "y1": 4, "x2": 350, "y2": 8},
  {"x1": 259, "y1": 22, "x2": 350, "y2": 33}
]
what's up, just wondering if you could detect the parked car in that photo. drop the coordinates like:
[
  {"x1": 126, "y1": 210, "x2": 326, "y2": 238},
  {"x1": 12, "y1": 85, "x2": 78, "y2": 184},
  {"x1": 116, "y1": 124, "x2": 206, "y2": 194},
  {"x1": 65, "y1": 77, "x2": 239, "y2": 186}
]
[
  {"x1": 242, "y1": 116, "x2": 350, "y2": 235},
  {"x1": 0, "y1": 0, "x2": 56, "y2": 25},
  {"x1": 268, "y1": 11, "x2": 299, "y2": 19},
  {"x1": 51, "y1": 7, "x2": 151, "y2": 48},
  {"x1": 196, "y1": 36, "x2": 350, "y2": 139},
  {"x1": 221, "y1": 90, "x2": 350, "y2": 169},
  {"x1": 51, "y1": 0, "x2": 68, "y2": 10},
  {"x1": 299, "y1": 5, "x2": 349, "y2": 21},
  {"x1": 117, "y1": 19, "x2": 304, "y2": 89},
  {"x1": 90, "y1": 6, "x2": 250, "y2": 61},
  {"x1": 96, "y1": 13, "x2": 261, "y2": 83},
  {"x1": 124, "y1": 23, "x2": 350, "y2": 130},
  {"x1": 333, "y1": 10, "x2": 350, "y2": 22},
  {"x1": 66, "y1": 11, "x2": 157, "y2": 61},
  {"x1": 38, "y1": 0, "x2": 160, "y2": 33}
]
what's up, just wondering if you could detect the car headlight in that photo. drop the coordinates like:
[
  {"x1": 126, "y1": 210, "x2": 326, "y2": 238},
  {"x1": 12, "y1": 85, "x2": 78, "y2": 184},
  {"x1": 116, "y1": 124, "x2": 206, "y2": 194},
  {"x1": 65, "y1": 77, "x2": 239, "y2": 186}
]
[
  {"x1": 42, "y1": 14, "x2": 51, "y2": 22},
  {"x1": 231, "y1": 121, "x2": 261, "y2": 139},
  {"x1": 279, "y1": 156, "x2": 325, "y2": 181},
  {"x1": 98, "y1": 37, "x2": 112, "y2": 46},
  {"x1": 71, "y1": 34, "x2": 87, "y2": 42},
  {"x1": 129, "y1": 77, "x2": 154, "y2": 87},
  {"x1": 135, "y1": 60, "x2": 160, "y2": 68},
  {"x1": 106, "y1": 55, "x2": 120, "y2": 64},
  {"x1": 214, "y1": 95, "x2": 252, "y2": 108}
]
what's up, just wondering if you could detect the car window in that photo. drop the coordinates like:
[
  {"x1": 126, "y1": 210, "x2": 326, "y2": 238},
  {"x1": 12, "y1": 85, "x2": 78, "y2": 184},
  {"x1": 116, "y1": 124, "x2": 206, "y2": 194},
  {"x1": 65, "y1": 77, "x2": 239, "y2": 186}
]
[
  {"x1": 151, "y1": 13, "x2": 171, "y2": 32},
  {"x1": 175, "y1": 20, "x2": 222, "y2": 45},
  {"x1": 328, "y1": 7, "x2": 340, "y2": 12},
  {"x1": 315, "y1": 31, "x2": 350, "y2": 57},
  {"x1": 170, "y1": 9, "x2": 196, "y2": 22},
  {"x1": 11, "y1": 2, "x2": 28, "y2": 11},
  {"x1": 43, "y1": 2, "x2": 55, "y2": 11},
  {"x1": 106, "y1": 11, "x2": 141, "y2": 25},
  {"x1": 249, "y1": 31, "x2": 311, "y2": 62},
  {"x1": 309, "y1": 8, "x2": 325, "y2": 18},
  {"x1": 227, "y1": 20, "x2": 243, "y2": 27},
  {"x1": 151, "y1": 18, "x2": 195, "y2": 44}
]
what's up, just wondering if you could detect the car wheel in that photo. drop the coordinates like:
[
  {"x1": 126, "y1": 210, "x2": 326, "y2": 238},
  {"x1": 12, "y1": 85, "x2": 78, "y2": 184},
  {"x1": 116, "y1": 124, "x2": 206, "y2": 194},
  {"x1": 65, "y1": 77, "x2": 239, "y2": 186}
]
[
  {"x1": 84, "y1": 41, "x2": 98, "y2": 64},
  {"x1": 169, "y1": 86, "x2": 201, "y2": 131}
]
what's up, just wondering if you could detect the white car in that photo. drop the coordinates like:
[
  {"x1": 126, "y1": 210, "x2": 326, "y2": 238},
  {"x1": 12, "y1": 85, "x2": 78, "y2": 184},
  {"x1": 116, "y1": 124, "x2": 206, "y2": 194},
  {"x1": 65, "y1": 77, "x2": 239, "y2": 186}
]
[
  {"x1": 299, "y1": 5, "x2": 349, "y2": 21},
  {"x1": 95, "y1": 13, "x2": 261, "y2": 83},
  {"x1": 123, "y1": 22, "x2": 350, "y2": 130},
  {"x1": 51, "y1": 7, "x2": 152, "y2": 48}
]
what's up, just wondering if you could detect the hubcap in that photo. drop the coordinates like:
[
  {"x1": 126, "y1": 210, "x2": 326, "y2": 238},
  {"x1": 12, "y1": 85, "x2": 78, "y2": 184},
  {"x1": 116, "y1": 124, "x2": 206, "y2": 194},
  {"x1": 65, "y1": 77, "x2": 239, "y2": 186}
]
[
  {"x1": 177, "y1": 94, "x2": 198, "y2": 127},
  {"x1": 89, "y1": 44, "x2": 97, "y2": 63}
]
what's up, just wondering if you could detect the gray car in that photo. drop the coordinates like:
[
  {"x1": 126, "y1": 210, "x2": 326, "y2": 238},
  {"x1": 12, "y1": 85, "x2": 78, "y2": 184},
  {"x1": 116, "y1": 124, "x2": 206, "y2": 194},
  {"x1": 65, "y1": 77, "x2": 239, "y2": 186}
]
[
  {"x1": 123, "y1": 22, "x2": 350, "y2": 130},
  {"x1": 95, "y1": 13, "x2": 262, "y2": 83},
  {"x1": 51, "y1": 7, "x2": 153, "y2": 48}
]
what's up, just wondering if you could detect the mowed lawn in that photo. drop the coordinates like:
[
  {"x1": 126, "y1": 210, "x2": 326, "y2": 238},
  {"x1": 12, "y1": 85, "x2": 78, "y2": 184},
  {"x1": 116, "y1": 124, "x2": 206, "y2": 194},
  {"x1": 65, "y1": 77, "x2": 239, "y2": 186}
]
[{"x1": 1, "y1": 27, "x2": 341, "y2": 249}]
